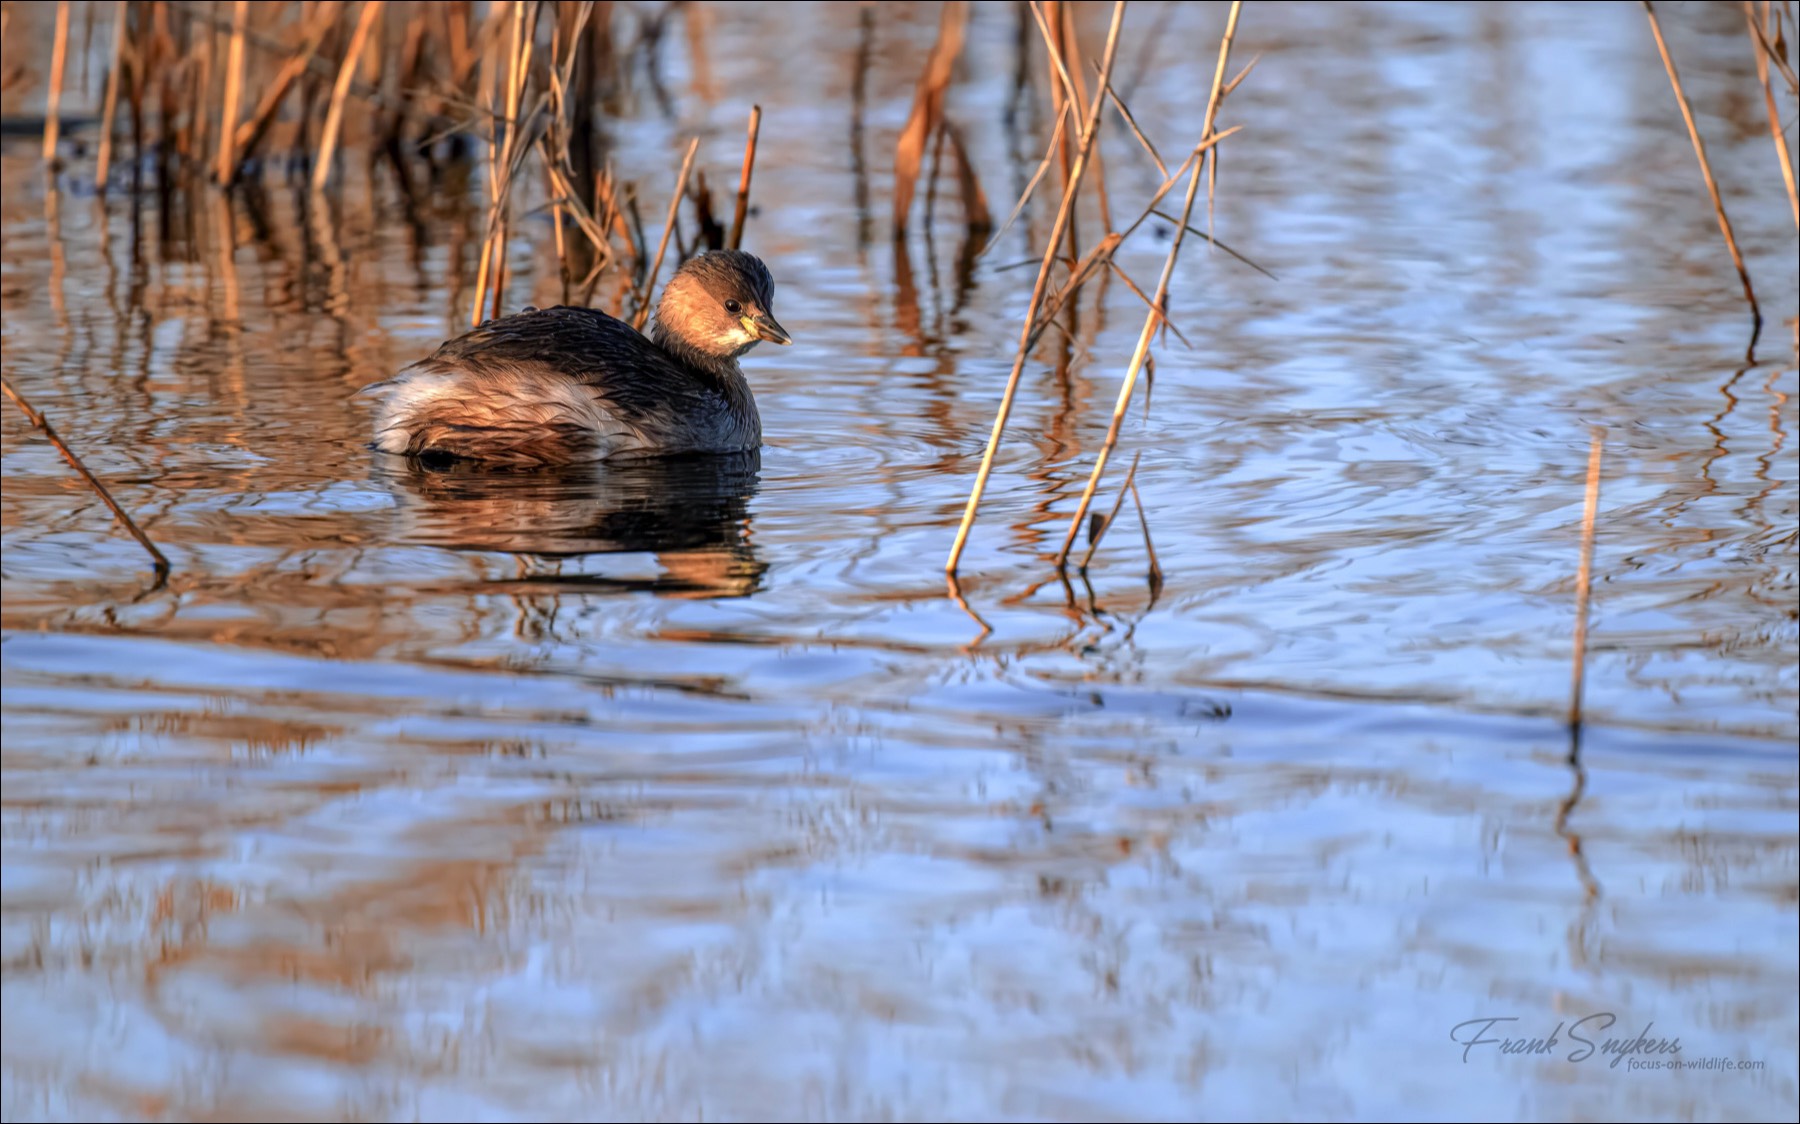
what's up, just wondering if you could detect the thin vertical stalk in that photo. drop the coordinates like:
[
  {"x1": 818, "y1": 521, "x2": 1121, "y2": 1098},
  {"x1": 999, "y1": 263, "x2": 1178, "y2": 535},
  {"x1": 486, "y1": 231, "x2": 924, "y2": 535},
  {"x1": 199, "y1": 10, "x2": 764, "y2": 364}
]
[
  {"x1": 471, "y1": 21, "x2": 502, "y2": 324},
  {"x1": 96, "y1": 0, "x2": 127, "y2": 188},
  {"x1": 1054, "y1": 0, "x2": 1241, "y2": 567},
  {"x1": 634, "y1": 136, "x2": 701, "y2": 331},
  {"x1": 1643, "y1": 1, "x2": 1762, "y2": 340},
  {"x1": 944, "y1": 0, "x2": 1126, "y2": 576},
  {"x1": 489, "y1": 0, "x2": 535, "y2": 321},
  {"x1": 1058, "y1": 0, "x2": 1108, "y2": 234},
  {"x1": 312, "y1": 0, "x2": 385, "y2": 193},
  {"x1": 1569, "y1": 428, "x2": 1605, "y2": 728},
  {"x1": 728, "y1": 104, "x2": 762, "y2": 249},
  {"x1": 215, "y1": 0, "x2": 248, "y2": 185},
  {"x1": 43, "y1": 0, "x2": 71, "y2": 165}
]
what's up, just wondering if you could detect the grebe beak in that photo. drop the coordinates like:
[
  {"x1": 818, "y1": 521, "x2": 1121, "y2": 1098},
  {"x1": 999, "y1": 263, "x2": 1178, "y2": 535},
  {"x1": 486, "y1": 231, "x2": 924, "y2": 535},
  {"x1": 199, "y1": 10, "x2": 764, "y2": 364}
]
[{"x1": 746, "y1": 312, "x2": 792, "y2": 346}]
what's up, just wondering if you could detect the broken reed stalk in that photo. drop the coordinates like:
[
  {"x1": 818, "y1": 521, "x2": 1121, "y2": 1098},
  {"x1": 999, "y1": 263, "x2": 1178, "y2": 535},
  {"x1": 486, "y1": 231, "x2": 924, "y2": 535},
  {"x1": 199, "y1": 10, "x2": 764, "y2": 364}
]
[
  {"x1": 43, "y1": 0, "x2": 70, "y2": 164},
  {"x1": 95, "y1": 0, "x2": 126, "y2": 188},
  {"x1": 633, "y1": 136, "x2": 701, "y2": 332},
  {"x1": 1746, "y1": 2, "x2": 1800, "y2": 92},
  {"x1": 1078, "y1": 448, "x2": 1142, "y2": 570},
  {"x1": 1055, "y1": 0, "x2": 1108, "y2": 234},
  {"x1": 1643, "y1": 1, "x2": 1762, "y2": 342},
  {"x1": 728, "y1": 104, "x2": 762, "y2": 250},
  {"x1": 1745, "y1": 1, "x2": 1799, "y2": 229},
  {"x1": 471, "y1": 22, "x2": 503, "y2": 326},
  {"x1": 2, "y1": 377, "x2": 170, "y2": 579},
  {"x1": 982, "y1": 101, "x2": 1070, "y2": 254},
  {"x1": 1054, "y1": 0, "x2": 1242, "y2": 569},
  {"x1": 1129, "y1": 468, "x2": 1161, "y2": 582},
  {"x1": 312, "y1": 0, "x2": 385, "y2": 193},
  {"x1": 1569, "y1": 428, "x2": 1605, "y2": 728},
  {"x1": 1098, "y1": 63, "x2": 1166, "y2": 176},
  {"x1": 215, "y1": 0, "x2": 248, "y2": 186},
  {"x1": 944, "y1": 0, "x2": 1126, "y2": 575}
]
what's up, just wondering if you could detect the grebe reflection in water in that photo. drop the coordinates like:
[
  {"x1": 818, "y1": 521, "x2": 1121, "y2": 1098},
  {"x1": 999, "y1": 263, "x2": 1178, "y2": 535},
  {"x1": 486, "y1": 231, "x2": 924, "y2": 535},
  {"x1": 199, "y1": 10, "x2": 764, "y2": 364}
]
[{"x1": 380, "y1": 451, "x2": 765, "y2": 600}]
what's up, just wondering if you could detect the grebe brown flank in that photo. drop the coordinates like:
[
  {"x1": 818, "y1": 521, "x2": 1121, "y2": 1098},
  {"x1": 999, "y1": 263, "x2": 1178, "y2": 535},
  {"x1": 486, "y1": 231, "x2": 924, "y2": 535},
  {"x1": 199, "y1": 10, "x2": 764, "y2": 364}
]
[{"x1": 359, "y1": 250, "x2": 790, "y2": 466}]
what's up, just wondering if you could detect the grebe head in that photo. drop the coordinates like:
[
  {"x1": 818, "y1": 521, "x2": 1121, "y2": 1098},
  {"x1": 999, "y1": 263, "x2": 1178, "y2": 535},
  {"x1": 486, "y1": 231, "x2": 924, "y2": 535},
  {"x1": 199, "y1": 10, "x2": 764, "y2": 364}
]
[{"x1": 651, "y1": 249, "x2": 791, "y2": 368}]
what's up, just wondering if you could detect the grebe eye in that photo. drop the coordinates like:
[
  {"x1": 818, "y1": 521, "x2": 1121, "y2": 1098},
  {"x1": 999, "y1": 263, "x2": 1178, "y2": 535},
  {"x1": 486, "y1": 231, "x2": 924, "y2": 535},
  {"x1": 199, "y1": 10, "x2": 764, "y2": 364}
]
[{"x1": 724, "y1": 299, "x2": 742, "y2": 315}]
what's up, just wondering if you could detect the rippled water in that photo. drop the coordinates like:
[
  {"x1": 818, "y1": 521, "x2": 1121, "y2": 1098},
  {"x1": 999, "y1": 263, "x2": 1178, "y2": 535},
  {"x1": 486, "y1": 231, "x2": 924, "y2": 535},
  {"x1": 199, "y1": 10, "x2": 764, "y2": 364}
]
[{"x1": 3, "y1": 2, "x2": 1798, "y2": 1121}]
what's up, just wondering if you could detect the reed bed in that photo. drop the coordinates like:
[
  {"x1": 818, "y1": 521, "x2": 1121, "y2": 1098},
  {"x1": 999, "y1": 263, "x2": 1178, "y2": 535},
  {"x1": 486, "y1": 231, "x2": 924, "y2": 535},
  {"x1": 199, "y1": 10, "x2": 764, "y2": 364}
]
[{"x1": 16, "y1": 0, "x2": 762, "y2": 328}]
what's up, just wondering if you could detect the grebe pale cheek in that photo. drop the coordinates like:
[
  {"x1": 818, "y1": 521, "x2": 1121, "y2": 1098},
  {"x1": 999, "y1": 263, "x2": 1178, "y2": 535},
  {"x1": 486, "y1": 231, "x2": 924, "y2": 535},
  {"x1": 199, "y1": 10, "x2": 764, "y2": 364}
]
[{"x1": 356, "y1": 249, "x2": 790, "y2": 467}]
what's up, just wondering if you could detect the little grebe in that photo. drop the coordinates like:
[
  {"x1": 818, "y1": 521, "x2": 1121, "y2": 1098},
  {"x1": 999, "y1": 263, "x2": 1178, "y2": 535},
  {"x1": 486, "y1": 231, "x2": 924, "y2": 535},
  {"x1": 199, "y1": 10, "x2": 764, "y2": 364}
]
[{"x1": 360, "y1": 249, "x2": 789, "y2": 466}]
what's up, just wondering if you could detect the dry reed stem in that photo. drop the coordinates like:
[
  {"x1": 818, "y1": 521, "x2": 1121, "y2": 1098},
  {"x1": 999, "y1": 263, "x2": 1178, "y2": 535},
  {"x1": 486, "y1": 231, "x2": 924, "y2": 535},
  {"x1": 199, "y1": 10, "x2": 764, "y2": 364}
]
[
  {"x1": 486, "y1": 0, "x2": 539, "y2": 321},
  {"x1": 469, "y1": 6, "x2": 548, "y2": 324},
  {"x1": 1056, "y1": 0, "x2": 1108, "y2": 233},
  {"x1": 95, "y1": 0, "x2": 127, "y2": 188},
  {"x1": 215, "y1": 0, "x2": 248, "y2": 186},
  {"x1": 728, "y1": 104, "x2": 761, "y2": 250},
  {"x1": 1104, "y1": 261, "x2": 1189, "y2": 347},
  {"x1": 3, "y1": 376, "x2": 170, "y2": 580},
  {"x1": 893, "y1": 0, "x2": 967, "y2": 235},
  {"x1": 1097, "y1": 65, "x2": 1165, "y2": 176},
  {"x1": 1078, "y1": 448, "x2": 1142, "y2": 570},
  {"x1": 982, "y1": 101, "x2": 1069, "y2": 255},
  {"x1": 1024, "y1": 123, "x2": 1244, "y2": 349},
  {"x1": 471, "y1": 23, "x2": 502, "y2": 324},
  {"x1": 1054, "y1": 0, "x2": 1242, "y2": 568},
  {"x1": 1033, "y1": 231, "x2": 1123, "y2": 334},
  {"x1": 544, "y1": 1, "x2": 599, "y2": 287},
  {"x1": 944, "y1": 0, "x2": 1125, "y2": 576},
  {"x1": 1569, "y1": 428, "x2": 1604, "y2": 728},
  {"x1": 1745, "y1": 2, "x2": 1799, "y2": 92},
  {"x1": 634, "y1": 136, "x2": 701, "y2": 332},
  {"x1": 1643, "y1": 1, "x2": 1762, "y2": 341},
  {"x1": 1205, "y1": 58, "x2": 1259, "y2": 255},
  {"x1": 1129, "y1": 469, "x2": 1160, "y2": 582},
  {"x1": 1149, "y1": 202, "x2": 1275, "y2": 279},
  {"x1": 1220, "y1": 51, "x2": 1260, "y2": 100},
  {"x1": 43, "y1": 0, "x2": 70, "y2": 165},
  {"x1": 312, "y1": 0, "x2": 385, "y2": 193},
  {"x1": 540, "y1": 146, "x2": 611, "y2": 258},
  {"x1": 1028, "y1": 0, "x2": 1087, "y2": 258},
  {"x1": 1746, "y1": 2, "x2": 1799, "y2": 229}
]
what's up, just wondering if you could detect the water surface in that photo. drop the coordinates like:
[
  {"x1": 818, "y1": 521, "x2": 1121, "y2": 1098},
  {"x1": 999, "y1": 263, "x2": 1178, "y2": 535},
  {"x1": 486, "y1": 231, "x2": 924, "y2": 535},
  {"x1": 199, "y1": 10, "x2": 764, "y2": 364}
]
[{"x1": 3, "y1": 3, "x2": 1797, "y2": 1121}]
